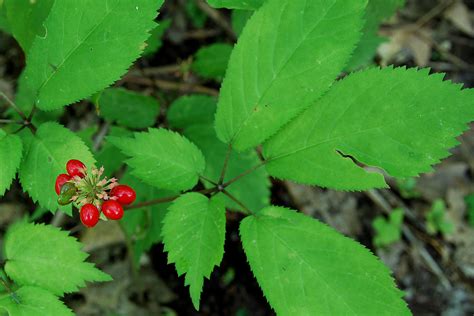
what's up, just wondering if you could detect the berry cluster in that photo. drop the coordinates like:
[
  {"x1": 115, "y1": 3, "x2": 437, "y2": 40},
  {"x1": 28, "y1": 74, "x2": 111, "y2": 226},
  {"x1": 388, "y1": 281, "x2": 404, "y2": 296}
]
[{"x1": 55, "y1": 159, "x2": 136, "y2": 228}]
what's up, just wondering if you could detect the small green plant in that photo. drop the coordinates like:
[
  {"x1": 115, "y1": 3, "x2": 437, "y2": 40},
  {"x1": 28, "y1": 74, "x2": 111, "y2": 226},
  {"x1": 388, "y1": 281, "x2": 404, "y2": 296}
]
[
  {"x1": 373, "y1": 208, "x2": 404, "y2": 248},
  {"x1": 0, "y1": 0, "x2": 473, "y2": 314},
  {"x1": 426, "y1": 199, "x2": 454, "y2": 236}
]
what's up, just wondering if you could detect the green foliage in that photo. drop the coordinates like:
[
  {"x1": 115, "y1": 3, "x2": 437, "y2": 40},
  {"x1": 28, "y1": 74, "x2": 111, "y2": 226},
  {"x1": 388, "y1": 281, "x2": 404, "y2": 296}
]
[
  {"x1": 120, "y1": 172, "x2": 175, "y2": 266},
  {"x1": 426, "y1": 199, "x2": 454, "y2": 236},
  {"x1": 0, "y1": 131, "x2": 22, "y2": 196},
  {"x1": 207, "y1": 0, "x2": 264, "y2": 10},
  {"x1": 18, "y1": 122, "x2": 95, "y2": 215},
  {"x1": 0, "y1": 1, "x2": 10, "y2": 34},
  {"x1": 162, "y1": 193, "x2": 226, "y2": 310},
  {"x1": 4, "y1": 0, "x2": 53, "y2": 53},
  {"x1": 168, "y1": 95, "x2": 270, "y2": 212},
  {"x1": 22, "y1": 0, "x2": 163, "y2": 111},
  {"x1": 240, "y1": 206, "x2": 410, "y2": 315},
  {"x1": 0, "y1": 286, "x2": 73, "y2": 316},
  {"x1": 192, "y1": 43, "x2": 233, "y2": 80},
  {"x1": 373, "y1": 208, "x2": 404, "y2": 248},
  {"x1": 465, "y1": 194, "x2": 474, "y2": 227},
  {"x1": 184, "y1": 2, "x2": 207, "y2": 28},
  {"x1": 347, "y1": 0, "x2": 405, "y2": 70},
  {"x1": 167, "y1": 95, "x2": 217, "y2": 129},
  {"x1": 231, "y1": 10, "x2": 253, "y2": 37},
  {"x1": 143, "y1": 19, "x2": 171, "y2": 56},
  {"x1": 4, "y1": 222, "x2": 111, "y2": 296},
  {"x1": 215, "y1": 0, "x2": 367, "y2": 151},
  {"x1": 96, "y1": 88, "x2": 160, "y2": 129},
  {"x1": 264, "y1": 67, "x2": 474, "y2": 190},
  {"x1": 109, "y1": 128, "x2": 205, "y2": 191},
  {"x1": 397, "y1": 177, "x2": 420, "y2": 199}
]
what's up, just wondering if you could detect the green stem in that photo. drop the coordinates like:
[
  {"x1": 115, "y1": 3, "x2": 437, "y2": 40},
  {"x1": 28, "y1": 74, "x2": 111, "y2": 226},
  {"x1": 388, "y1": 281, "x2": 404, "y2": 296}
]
[
  {"x1": 222, "y1": 161, "x2": 266, "y2": 188},
  {"x1": 0, "y1": 92, "x2": 27, "y2": 121},
  {"x1": 221, "y1": 189, "x2": 254, "y2": 215},
  {"x1": 218, "y1": 143, "x2": 233, "y2": 184}
]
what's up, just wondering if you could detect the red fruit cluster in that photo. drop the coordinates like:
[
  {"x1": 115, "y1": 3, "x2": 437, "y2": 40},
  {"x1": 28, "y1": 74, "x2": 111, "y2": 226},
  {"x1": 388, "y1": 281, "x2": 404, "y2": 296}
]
[{"x1": 55, "y1": 159, "x2": 136, "y2": 228}]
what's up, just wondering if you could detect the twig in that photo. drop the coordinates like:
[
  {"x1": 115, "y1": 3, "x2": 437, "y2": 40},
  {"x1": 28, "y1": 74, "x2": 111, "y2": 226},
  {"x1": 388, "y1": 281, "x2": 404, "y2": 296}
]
[
  {"x1": 0, "y1": 119, "x2": 23, "y2": 124},
  {"x1": 123, "y1": 76, "x2": 219, "y2": 96},
  {"x1": 93, "y1": 122, "x2": 110, "y2": 151},
  {"x1": 412, "y1": 0, "x2": 454, "y2": 29},
  {"x1": 218, "y1": 144, "x2": 233, "y2": 184},
  {"x1": 195, "y1": 0, "x2": 237, "y2": 41},
  {"x1": 223, "y1": 161, "x2": 266, "y2": 188},
  {"x1": 365, "y1": 189, "x2": 452, "y2": 290}
]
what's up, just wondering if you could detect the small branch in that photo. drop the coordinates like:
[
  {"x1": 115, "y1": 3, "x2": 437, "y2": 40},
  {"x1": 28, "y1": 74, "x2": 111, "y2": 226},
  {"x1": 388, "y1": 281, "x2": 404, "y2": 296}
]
[
  {"x1": 222, "y1": 189, "x2": 254, "y2": 215},
  {"x1": 195, "y1": 0, "x2": 237, "y2": 41},
  {"x1": 123, "y1": 76, "x2": 219, "y2": 96},
  {"x1": 125, "y1": 188, "x2": 218, "y2": 210},
  {"x1": 93, "y1": 122, "x2": 110, "y2": 151},
  {"x1": 0, "y1": 92, "x2": 27, "y2": 121},
  {"x1": 223, "y1": 161, "x2": 266, "y2": 188},
  {"x1": 218, "y1": 143, "x2": 233, "y2": 184}
]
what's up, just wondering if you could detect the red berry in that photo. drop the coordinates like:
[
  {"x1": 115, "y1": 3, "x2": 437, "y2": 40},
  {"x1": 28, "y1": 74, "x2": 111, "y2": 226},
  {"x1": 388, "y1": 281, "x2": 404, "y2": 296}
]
[
  {"x1": 55, "y1": 174, "x2": 72, "y2": 195},
  {"x1": 110, "y1": 185, "x2": 136, "y2": 205},
  {"x1": 102, "y1": 200, "x2": 124, "y2": 220},
  {"x1": 66, "y1": 159, "x2": 86, "y2": 178},
  {"x1": 80, "y1": 204, "x2": 100, "y2": 228}
]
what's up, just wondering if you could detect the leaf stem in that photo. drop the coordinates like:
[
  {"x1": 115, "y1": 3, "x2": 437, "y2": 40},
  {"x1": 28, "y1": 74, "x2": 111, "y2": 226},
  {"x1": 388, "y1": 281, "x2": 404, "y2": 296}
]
[
  {"x1": 200, "y1": 175, "x2": 218, "y2": 186},
  {"x1": 221, "y1": 189, "x2": 255, "y2": 215},
  {"x1": 222, "y1": 161, "x2": 266, "y2": 188},
  {"x1": 218, "y1": 143, "x2": 233, "y2": 184},
  {"x1": 0, "y1": 119, "x2": 23, "y2": 125},
  {"x1": 125, "y1": 187, "x2": 218, "y2": 210},
  {"x1": 0, "y1": 92, "x2": 27, "y2": 121}
]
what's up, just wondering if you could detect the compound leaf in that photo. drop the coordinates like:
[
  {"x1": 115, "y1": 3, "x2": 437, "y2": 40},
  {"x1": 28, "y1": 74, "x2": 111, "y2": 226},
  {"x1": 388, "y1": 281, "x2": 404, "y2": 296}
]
[
  {"x1": 240, "y1": 206, "x2": 411, "y2": 315},
  {"x1": 162, "y1": 193, "x2": 226, "y2": 310},
  {"x1": 109, "y1": 128, "x2": 205, "y2": 191},
  {"x1": 4, "y1": 222, "x2": 111, "y2": 296},
  {"x1": 143, "y1": 19, "x2": 171, "y2": 56},
  {"x1": 5, "y1": 0, "x2": 54, "y2": 53},
  {"x1": 22, "y1": 0, "x2": 163, "y2": 111},
  {"x1": 191, "y1": 43, "x2": 233, "y2": 80},
  {"x1": 0, "y1": 286, "x2": 73, "y2": 316},
  {"x1": 96, "y1": 88, "x2": 160, "y2": 129},
  {"x1": 168, "y1": 95, "x2": 270, "y2": 212},
  {"x1": 215, "y1": 0, "x2": 367, "y2": 151},
  {"x1": 18, "y1": 122, "x2": 95, "y2": 214},
  {"x1": 264, "y1": 67, "x2": 474, "y2": 190},
  {"x1": 0, "y1": 131, "x2": 22, "y2": 196},
  {"x1": 207, "y1": 0, "x2": 264, "y2": 10}
]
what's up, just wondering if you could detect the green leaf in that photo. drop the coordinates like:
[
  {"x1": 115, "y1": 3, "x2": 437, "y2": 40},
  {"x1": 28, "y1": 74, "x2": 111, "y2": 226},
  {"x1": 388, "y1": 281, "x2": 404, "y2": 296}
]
[
  {"x1": 162, "y1": 193, "x2": 226, "y2": 310},
  {"x1": 372, "y1": 208, "x2": 404, "y2": 248},
  {"x1": 215, "y1": 0, "x2": 367, "y2": 151},
  {"x1": 184, "y1": 2, "x2": 207, "y2": 28},
  {"x1": 191, "y1": 43, "x2": 233, "y2": 81},
  {"x1": 22, "y1": 0, "x2": 163, "y2": 111},
  {"x1": 167, "y1": 95, "x2": 217, "y2": 129},
  {"x1": 426, "y1": 199, "x2": 454, "y2": 235},
  {"x1": 4, "y1": 0, "x2": 54, "y2": 53},
  {"x1": 95, "y1": 127, "x2": 131, "y2": 175},
  {"x1": 264, "y1": 67, "x2": 474, "y2": 190},
  {"x1": 18, "y1": 122, "x2": 95, "y2": 214},
  {"x1": 120, "y1": 172, "x2": 175, "y2": 267},
  {"x1": 207, "y1": 0, "x2": 264, "y2": 10},
  {"x1": 96, "y1": 88, "x2": 160, "y2": 129},
  {"x1": 231, "y1": 10, "x2": 253, "y2": 37},
  {"x1": 0, "y1": 286, "x2": 73, "y2": 316},
  {"x1": 168, "y1": 95, "x2": 270, "y2": 212},
  {"x1": 109, "y1": 128, "x2": 205, "y2": 191},
  {"x1": 0, "y1": 1, "x2": 10, "y2": 34},
  {"x1": 0, "y1": 131, "x2": 22, "y2": 196},
  {"x1": 143, "y1": 19, "x2": 171, "y2": 56},
  {"x1": 240, "y1": 206, "x2": 411, "y2": 315},
  {"x1": 347, "y1": 0, "x2": 405, "y2": 70},
  {"x1": 4, "y1": 222, "x2": 111, "y2": 296}
]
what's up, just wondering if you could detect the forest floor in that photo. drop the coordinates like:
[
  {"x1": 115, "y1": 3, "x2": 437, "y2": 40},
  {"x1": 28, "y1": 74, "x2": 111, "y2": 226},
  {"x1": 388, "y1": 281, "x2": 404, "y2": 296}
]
[{"x1": 1, "y1": 0, "x2": 474, "y2": 315}]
